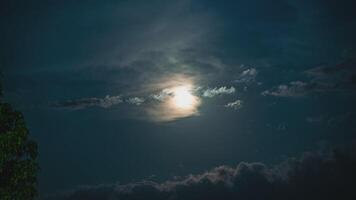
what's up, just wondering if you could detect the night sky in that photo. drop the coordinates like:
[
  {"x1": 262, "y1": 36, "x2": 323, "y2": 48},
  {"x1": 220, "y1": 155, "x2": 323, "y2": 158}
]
[{"x1": 1, "y1": 0, "x2": 356, "y2": 199}]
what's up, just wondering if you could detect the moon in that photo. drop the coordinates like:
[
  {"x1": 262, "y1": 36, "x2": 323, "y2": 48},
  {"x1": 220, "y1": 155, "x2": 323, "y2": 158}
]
[
  {"x1": 145, "y1": 76, "x2": 201, "y2": 121},
  {"x1": 172, "y1": 86, "x2": 196, "y2": 109}
]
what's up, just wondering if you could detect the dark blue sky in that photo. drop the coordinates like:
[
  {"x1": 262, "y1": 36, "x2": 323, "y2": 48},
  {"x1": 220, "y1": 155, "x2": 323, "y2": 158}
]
[{"x1": 1, "y1": 0, "x2": 356, "y2": 198}]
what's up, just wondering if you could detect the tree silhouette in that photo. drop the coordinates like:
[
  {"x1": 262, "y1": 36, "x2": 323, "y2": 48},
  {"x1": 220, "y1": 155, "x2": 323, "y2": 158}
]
[{"x1": 0, "y1": 79, "x2": 38, "y2": 200}]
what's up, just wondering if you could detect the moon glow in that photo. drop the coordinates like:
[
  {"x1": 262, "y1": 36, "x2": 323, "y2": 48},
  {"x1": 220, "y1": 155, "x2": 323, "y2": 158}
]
[
  {"x1": 172, "y1": 86, "x2": 196, "y2": 109},
  {"x1": 144, "y1": 74, "x2": 201, "y2": 122}
]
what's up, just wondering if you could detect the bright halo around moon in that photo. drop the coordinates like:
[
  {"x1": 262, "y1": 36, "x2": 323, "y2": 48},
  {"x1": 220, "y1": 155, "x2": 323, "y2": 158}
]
[
  {"x1": 146, "y1": 76, "x2": 201, "y2": 122},
  {"x1": 172, "y1": 86, "x2": 196, "y2": 109}
]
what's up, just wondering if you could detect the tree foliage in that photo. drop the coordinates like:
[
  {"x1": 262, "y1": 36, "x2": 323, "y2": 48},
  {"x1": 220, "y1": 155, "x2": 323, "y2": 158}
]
[{"x1": 0, "y1": 83, "x2": 38, "y2": 200}]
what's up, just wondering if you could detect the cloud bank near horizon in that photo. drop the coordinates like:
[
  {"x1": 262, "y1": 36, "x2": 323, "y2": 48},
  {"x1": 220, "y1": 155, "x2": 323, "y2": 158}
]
[{"x1": 44, "y1": 145, "x2": 356, "y2": 200}]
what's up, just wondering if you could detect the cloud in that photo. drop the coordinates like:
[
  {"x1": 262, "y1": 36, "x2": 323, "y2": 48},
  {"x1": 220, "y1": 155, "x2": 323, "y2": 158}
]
[
  {"x1": 263, "y1": 59, "x2": 356, "y2": 98},
  {"x1": 52, "y1": 95, "x2": 122, "y2": 109},
  {"x1": 50, "y1": 82, "x2": 238, "y2": 121},
  {"x1": 305, "y1": 59, "x2": 356, "y2": 89},
  {"x1": 306, "y1": 116, "x2": 324, "y2": 123},
  {"x1": 126, "y1": 97, "x2": 145, "y2": 106},
  {"x1": 202, "y1": 86, "x2": 236, "y2": 98},
  {"x1": 306, "y1": 112, "x2": 356, "y2": 127},
  {"x1": 150, "y1": 89, "x2": 173, "y2": 102},
  {"x1": 261, "y1": 81, "x2": 334, "y2": 97},
  {"x1": 147, "y1": 84, "x2": 201, "y2": 122},
  {"x1": 44, "y1": 145, "x2": 356, "y2": 200},
  {"x1": 97, "y1": 0, "x2": 220, "y2": 89},
  {"x1": 261, "y1": 81, "x2": 308, "y2": 97},
  {"x1": 305, "y1": 59, "x2": 356, "y2": 80},
  {"x1": 233, "y1": 68, "x2": 258, "y2": 83},
  {"x1": 224, "y1": 100, "x2": 243, "y2": 110}
]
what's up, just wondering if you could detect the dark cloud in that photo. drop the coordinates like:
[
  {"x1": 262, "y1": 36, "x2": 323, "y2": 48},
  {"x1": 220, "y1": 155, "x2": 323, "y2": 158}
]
[
  {"x1": 305, "y1": 59, "x2": 356, "y2": 84},
  {"x1": 3, "y1": 0, "x2": 356, "y2": 196},
  {"x1": 262, "y1": 59, "x2": 356, "y2": 97},
  {"x1": 52, "y1": 95, "x2": 122, "y2": 109},
  {"x1": 44, "y1": 146, "x2": 356, "y2": 200},
  {"x1": 2, "y1": 0, "x2": 221, "y2": 104},
  {"x1": 306, "y1": 112, "x2": 356, "y2": 128},
  {"x1": 261, "y1": 81, "x2": 334, "y2": 97}
]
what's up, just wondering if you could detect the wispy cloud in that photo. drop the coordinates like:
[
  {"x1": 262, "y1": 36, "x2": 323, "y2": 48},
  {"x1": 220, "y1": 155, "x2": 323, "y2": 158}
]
[
  {"x1": 51, "y1": 82, "x2": 240, "y2": 121},
  {"x1": 261, "y1": 81, "x2": 308, "y2": 97},
  {"x1": 52, "y1": 95, "x2": 122, "y2": 109},
  {"x1": 261, "y1": 80, "x2": 338, "y2": 97},
  {"x1": 150, "y1": 89, "x2": 173, "y2": 102},
  {"x1": 305, "y1": 60, "x2": 356, "y2": 90},
  {"x1": 262, "y1": 59, "x2": 356, "y2": 98},
  {"x1": 234, "y1": 68, "x2": 258, "y2": 83},
  {"x1": 305, "y1": 59, "x2": 356, "y2": 80},
  {"x1": 126, "y1": 97, "x2": 145, "y2": 106},
  {"x1": 225, "y1": 100, "x2": 243, "y2": 110},
  {"x1": 202, "y1": 86, "x2": 236, "y2": 98}
]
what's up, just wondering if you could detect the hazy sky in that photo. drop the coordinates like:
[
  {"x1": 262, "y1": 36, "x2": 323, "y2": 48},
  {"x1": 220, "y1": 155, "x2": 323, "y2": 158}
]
[{"x1": 1, "y1": 0, "x2": 356, "y2": 199}]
